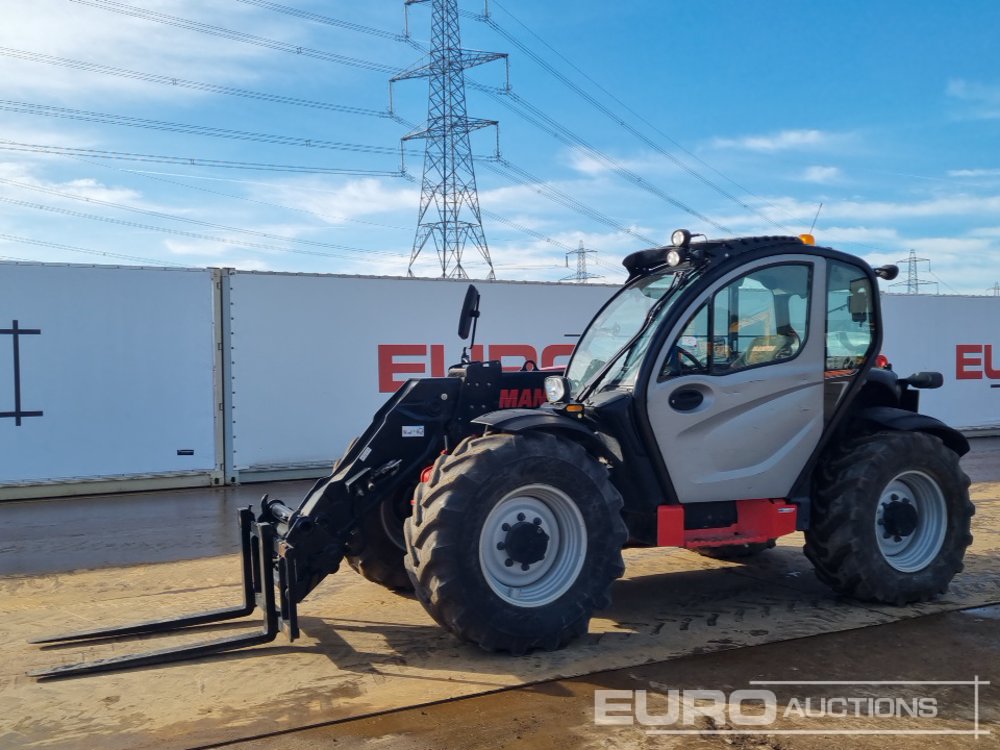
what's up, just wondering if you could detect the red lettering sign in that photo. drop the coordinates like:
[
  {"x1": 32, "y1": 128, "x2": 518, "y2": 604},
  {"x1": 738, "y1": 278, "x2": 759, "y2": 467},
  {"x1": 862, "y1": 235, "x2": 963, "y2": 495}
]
[
  {"x1": 541, "y1": 344, "x2": 575, "y2": 370},
  {"x1": 377, "y1": 344, "x2": 447, "y2": 392},
  {"x1": 988, "y1": 344, "x2": 1000, "y2": 379},
  {"x1": 378, "y1": 343, "x2": 576, "y2": 392},
  {"x1": 489, "y1": 344, "x2": 538, "y2": 371},
  {"x1": 499, "y1": 388, "x2": 547, "y2": 408},
  {"x1": 955, "y1": 344, "x2": 1000, "y2": 380}
]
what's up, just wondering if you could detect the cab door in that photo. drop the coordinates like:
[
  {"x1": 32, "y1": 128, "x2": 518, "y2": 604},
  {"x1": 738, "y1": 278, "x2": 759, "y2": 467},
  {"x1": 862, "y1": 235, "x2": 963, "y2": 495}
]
[{"x1": 644, "y1": 256, "x2": 827, "y2": 503}]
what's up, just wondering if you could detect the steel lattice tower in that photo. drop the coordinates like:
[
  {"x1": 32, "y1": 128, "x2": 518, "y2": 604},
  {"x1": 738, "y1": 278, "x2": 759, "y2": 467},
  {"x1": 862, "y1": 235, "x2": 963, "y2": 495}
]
[
  {"x1": 891, "y1": 249, "x2": 937, "y2": 295},
  {"x1": 392, "y1": 0, "x2": 505, "y2": 279},
  {"x1": 561, "y1": 241, "x2": 602, "y2": 283}
]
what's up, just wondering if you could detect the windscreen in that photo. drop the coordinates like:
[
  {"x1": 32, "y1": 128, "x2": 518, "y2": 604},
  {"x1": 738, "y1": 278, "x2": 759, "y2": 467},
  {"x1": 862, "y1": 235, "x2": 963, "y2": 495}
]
[{"x1": 565, "y1": 270, "x2": 689, "y2": 396}]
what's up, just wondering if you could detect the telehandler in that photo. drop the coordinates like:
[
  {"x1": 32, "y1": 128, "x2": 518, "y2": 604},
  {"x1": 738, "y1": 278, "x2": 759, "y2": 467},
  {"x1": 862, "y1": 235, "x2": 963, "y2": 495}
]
[{"x1": 33, "y1": 230, "x2": 972, "y2": 676}]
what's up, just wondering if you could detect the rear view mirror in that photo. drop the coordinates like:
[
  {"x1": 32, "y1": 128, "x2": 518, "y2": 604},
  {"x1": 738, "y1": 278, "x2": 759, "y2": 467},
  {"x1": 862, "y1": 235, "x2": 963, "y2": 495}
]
[
  {"x1": 458, "y1": 284, "x2": 480, "y2": 340},
  {"x1": 848, "y1": 279, "x2": 869, "y2": 323}
]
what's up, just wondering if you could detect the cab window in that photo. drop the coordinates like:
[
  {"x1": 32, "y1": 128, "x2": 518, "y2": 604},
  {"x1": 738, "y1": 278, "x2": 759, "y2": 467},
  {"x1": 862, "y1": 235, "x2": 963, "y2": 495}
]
[
  {"x1": 826, "y1": 261, "x2": 874, "y2": 370},
  {"x1": 661, "y1": 263, "x2": 812, "y2": 378}
]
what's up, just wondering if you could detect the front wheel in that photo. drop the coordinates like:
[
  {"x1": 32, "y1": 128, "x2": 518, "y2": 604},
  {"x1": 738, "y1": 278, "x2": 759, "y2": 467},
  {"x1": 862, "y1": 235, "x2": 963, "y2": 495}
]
[
  {"x1": 404, "y1": 432, "x2": 627, "y2": 654},
  {"x1": 805, "y1": 430, "x2": 973, "y2": 605}
]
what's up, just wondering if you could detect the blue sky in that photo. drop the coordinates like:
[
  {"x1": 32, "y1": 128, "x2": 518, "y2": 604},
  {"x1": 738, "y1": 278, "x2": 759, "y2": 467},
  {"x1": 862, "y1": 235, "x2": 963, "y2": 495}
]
[{"x1": 1, "y1": 0, "x2": 999, "y2": 293}]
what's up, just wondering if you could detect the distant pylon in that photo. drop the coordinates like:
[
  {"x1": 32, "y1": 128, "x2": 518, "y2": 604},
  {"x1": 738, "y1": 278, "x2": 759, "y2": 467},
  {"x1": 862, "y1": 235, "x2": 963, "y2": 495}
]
[
  {"x1": 890, "y1": 249, "x2": 938, "y2": 295},
  {"x1": 988, "y1": 281, "x2": 1000, "y2": 296},
  {"x1": 392, "y1": 0, "x2": 506, "y2": 280},
  {"x1": 561, "y1": 241, "x2": 602, "y2": 283}
]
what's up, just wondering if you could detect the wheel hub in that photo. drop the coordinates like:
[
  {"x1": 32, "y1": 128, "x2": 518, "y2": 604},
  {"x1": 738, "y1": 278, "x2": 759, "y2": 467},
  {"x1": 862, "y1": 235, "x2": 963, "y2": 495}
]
[
  {"x1": 501, "y1": 519, "x2": 549, "y2": 566},
  {"x1": 874, "y1": 472, "x2": 948, "y2": 573},
  {"x1": 478, "y1": 485, "x2": 588, "y2": 607},
  {"x1": 880, "y1": 497, "x2": 919, "y2": 540}
]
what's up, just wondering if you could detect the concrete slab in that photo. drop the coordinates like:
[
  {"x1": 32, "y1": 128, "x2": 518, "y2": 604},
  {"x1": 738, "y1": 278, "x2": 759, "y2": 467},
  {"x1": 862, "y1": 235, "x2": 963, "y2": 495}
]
[{"x1": 2, "y1": 486, "x2": 998, "y2": 749}]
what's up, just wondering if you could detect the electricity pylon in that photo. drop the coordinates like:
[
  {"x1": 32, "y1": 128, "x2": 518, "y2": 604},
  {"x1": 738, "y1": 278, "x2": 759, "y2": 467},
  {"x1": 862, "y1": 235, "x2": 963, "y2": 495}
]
[
  {"x1": 392, "y1": 0, "x2": 506, "y2": 279},
  {"x1": 561, "y1": 241, "x2": 602, "y2": 283},
  {"x1": 891, "y1": 249, "x2": 938, "y2": 295}
]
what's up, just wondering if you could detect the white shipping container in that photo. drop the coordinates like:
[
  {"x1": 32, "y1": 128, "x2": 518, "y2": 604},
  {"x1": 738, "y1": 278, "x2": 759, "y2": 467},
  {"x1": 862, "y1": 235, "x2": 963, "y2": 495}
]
[
  {"x1": 0, "y1": 263, "x2": 217, "y2": 488},
  {"x1": 881, "y1": 294, "x2": 1000, "y2": 430},
  {"x1": 2, "y1": 262, "x2": 996, "y2": 496},
  {"x1": 225, "y1": 272, "x2": 614, "y2": 475}
]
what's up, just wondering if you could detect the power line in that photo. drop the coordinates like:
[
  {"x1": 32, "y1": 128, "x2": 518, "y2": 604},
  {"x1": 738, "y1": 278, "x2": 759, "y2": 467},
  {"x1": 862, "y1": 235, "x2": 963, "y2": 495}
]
[
  {"x1": 0, "y1": 177, "x2": 396, "y2": 255},
  {"x1": 927, "y1": 269, "x2": 960, "y2": 295},
  {"x1": 66, "y1": 147, "x2": 607, "y2": 259},
  {"x1": 0, "y1": 196, "x2": 407, "y2": 262},
  {"x1": 0, "y1": 232, "x2": 185, "y2": 266},
  {"x1": 398, "y1": 11, "x2": 734, "y2": 235},
  {"x1": 75, "y1": 158, "x2": 413, "y2": 232},
  {"x1": 4, "y1": 5, "x2": 666, "y2": 271},
  {"x1": 0, "y1": 140, "x2": 403, "y2": 176},
  {"x1": 68, "y1": 147, "x2": 609, "y2": 259},
  {"x1": 471, "y1": 83, "x2": 730, "y2": 233},
  {"x1": 69, "y1": 0, "x2": 398, "y2": 74},
  {"x1": 0, "y1": 47, "x2": 396, "y2": 120},
  {"x1": 0, "y1": 100, "x2": 417, "y2": 156},
  {"x1": 480, "y1": 209, "x2": 576, "y2": 253},
  {"x1": 484, "y1": 158, "x2": 659, "y2": 244},
  {"x1": 233, "y1": 0, "x2": 420, "y2": 48},
  {"x1": 475, "y1": 1, "x2": 793, "y2": 229}
]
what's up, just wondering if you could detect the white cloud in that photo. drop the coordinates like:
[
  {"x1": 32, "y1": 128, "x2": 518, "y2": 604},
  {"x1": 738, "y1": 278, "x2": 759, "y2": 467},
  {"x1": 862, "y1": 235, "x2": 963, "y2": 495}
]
[
  {"x1": 829, "y1": 194, "x2": 1000, "y2": 222},
  {"x1": 562, "y1": 146, "x2": 686, "y2": 178},
  {"x1": 948, "y1": 168, "x2": 1000, "y2": 178},
  {"x1": 711, "y1": 129, "x2": 839, "y2": 153},
  {"x1": 258, "y1": 177, "x2": 418, "y2": 223},
  {"x1": 946, "y1": 79, "x2": 1000, "y2": 119},
  {"x1": 719, "y1": 193, "x2": 1000, "y2": 226},
  {"x1": 800, "y1": 165, "x2": 842, "y2": 184},
  {"x1": 0, "y1": 0, "x2": 293, "y2": 102},
  {"x1": 819, "y1": 226, "x2": 901, "y2": 244},
  {"x1": 566, "y1": 148, "x2": 609, "y2": 176}
]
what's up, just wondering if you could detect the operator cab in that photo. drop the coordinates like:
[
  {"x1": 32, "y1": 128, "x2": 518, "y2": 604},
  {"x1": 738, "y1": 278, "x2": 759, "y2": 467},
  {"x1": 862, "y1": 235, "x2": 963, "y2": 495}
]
[{"x1": 546, "y1": 230, "x2": 888, "y2": 506}]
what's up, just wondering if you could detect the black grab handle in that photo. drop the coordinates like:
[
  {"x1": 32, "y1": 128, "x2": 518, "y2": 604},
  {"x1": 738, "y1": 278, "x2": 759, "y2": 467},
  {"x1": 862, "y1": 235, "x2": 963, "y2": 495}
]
[{"x1": 669, "y1": 388, "x2": 704, "y2": 411}]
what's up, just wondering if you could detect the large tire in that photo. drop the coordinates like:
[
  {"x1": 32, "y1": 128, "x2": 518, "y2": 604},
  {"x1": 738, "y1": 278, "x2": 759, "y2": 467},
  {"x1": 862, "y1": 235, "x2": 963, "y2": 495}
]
[
  {"x1": 805, "y1": 430, "x2": 973, "y2": 605},
  {"x1": 404, "y1": 432, "x2": 627, "y2": 654},
  {"x1": 696, "y1": 539, "x2": 776, "y2": 560},
  {"x1": 345, "y1": 485, "x2": 414, "y2": 592}
]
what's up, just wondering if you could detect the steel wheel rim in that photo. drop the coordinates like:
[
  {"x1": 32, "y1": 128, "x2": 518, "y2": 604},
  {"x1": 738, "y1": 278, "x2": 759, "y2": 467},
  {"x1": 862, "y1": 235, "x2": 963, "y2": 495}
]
[
  {"x1": 479, "y1": 484, "x2": 587, "y2": 607},
  {"x1": 875, "y1": 470, "x2": 948, "y2": 573}
]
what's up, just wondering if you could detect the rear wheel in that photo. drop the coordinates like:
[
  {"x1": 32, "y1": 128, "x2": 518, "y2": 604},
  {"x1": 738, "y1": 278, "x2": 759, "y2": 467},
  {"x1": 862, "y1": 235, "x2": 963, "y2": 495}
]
[
  {"x1": 805, "y1": 430, "x2": 973, "y2": 604},
  {"x1": 345, "y1": 485, "x2": 414, "y2": 592},
  {"x1": 404, "y1": 432, "x2": 627, "y2": 654}
]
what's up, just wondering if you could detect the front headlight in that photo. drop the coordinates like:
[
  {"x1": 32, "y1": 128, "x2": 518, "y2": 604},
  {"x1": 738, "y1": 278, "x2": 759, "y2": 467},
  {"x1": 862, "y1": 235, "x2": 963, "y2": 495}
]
[{"x1": 544, "y1": 376, "x2": 568, "y2": 404}]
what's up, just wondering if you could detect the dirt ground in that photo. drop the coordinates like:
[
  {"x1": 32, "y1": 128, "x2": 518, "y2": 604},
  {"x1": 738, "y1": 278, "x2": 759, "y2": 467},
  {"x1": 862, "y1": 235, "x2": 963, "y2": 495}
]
[
  {"x1": 0, "y1": 439, "x2": 997, "y2": 749},
  {"x1": 223, "y1": 605, "x2": 999, "y2": 750}
]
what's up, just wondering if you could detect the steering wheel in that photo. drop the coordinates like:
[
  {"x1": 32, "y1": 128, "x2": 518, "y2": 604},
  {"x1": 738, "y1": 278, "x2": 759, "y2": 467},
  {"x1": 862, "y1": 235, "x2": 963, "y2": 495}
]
[
  {"x1": 776, "y1": 329, "x2": 801, "y2": 359},
  {"x1": 674, "y1": 345, "x2": 706, "y2": 373}
]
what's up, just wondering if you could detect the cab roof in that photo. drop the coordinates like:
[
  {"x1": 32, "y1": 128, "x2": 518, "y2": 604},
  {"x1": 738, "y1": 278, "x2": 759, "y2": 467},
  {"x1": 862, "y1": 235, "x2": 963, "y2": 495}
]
[{"x1": 623, "y1": 235, "x2": 808, "y2": 280}]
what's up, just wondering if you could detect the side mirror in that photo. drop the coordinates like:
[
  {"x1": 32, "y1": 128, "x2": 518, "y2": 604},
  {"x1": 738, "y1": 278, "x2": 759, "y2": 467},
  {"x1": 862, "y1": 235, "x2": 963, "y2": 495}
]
[
  {"x1": 875, "y1": 265, "x2": 899, "y2": 281},
  {"x1": 457, "y1": 284, "x2": 480, "y2": 340}
]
